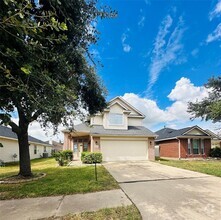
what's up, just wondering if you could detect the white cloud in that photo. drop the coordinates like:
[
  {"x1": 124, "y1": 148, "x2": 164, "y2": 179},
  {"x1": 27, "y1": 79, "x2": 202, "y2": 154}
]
[
  {"x1": 207, "y1": 1, "x2": 221, "y2": 44},
  {"x1": 144, "y1": 0, "x2": 151, "y2": 5},
  {"x1": 11, "y1": 117, "x2": 82, "y2": 142},
  {"x1": 121, "y1": 32, "x2": 132, "y2": 53},
  {"x1": 191, "y1": 48, "x2": 199, "y2": 57},
  {"x1": 209, "y1": 0, "x2": 221, "y2": 20},
  {"x1": 122, "y1": 77, "x2": 215, "y2": 132},
  {"x1": 147, "y1": 15, "x2": 185, "y2": 92},
  {"x1": 206, "y1": 23, "x2": 221, "y2": 43},
  {"x1": 138, "y1": 16, "x2": 145, "y2": 27},
  {"x1": 168, "y1": 77, "x2": 208, "y2": 102},
  {"x1": 123, "y1": 44, "x2": 131, "y2": 52}
]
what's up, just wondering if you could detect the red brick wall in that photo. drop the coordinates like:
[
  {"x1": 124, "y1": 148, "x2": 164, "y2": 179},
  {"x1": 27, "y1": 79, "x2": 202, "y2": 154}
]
[
  {"x1": 204, "y1": 139, "x2": 211, "y2": 156},
  {"x1": 158, "y1": 138, "x2": 211, "y2": 158},
  {"x1": 159, "y1": 139, "x2": 179, "y2": 158},
  {"x1": 180, "y1": 139, "x2": 188, "y2": 158},
  {"x1": 181, "y1": 138, "x2": 211, "y2": 158}
]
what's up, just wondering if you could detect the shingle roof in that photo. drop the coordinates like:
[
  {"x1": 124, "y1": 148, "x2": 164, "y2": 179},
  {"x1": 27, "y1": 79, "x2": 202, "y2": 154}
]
[
  {"x1": 0, "y1": 125, "x2": 50, "y2": 145},
  {"x1": 155, "y1": 126, "x2": 210, "y2": 141},
  {"x1": 72, "y1": 123, "x2": 156, "y2": 137}
]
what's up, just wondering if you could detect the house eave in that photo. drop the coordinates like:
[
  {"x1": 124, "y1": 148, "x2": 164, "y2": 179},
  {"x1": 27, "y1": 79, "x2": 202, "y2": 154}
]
[
  {"x1": 0, "y1": 135, "x2": 51, "y2": 146},
  {"x1": 155, "y1": 135, "x2": 212, "y2": 142}
]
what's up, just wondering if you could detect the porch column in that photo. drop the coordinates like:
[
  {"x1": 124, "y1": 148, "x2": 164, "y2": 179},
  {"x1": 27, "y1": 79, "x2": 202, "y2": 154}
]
[
  {"x1": 63, "y1": 133, "x2": 70, "y2": 150},
  {"x1": 148, "y1": 138, "x2": 155, "y2": 161},
  {"x1": 90, "y1": 136, "x2": 94, "y2": 152}
]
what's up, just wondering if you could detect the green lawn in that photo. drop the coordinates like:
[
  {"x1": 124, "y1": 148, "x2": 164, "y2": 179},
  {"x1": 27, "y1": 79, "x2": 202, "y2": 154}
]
[
  {"x1": 156, "y1": 158, "x2": 221, "y2": 177},
  {"x1": 0, "y1": 158, "x2": 119, "y2": 200},
  {"x1": 45, "y1": 205, "x2": 141, "y2": 220}
]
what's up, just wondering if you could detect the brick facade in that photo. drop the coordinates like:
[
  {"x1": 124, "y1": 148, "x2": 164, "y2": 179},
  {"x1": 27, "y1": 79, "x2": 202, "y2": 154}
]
[
  {"x1": 158, "y1": 138, "x2": 211, "y2": 158},
  {"x1": 159, "y1": 139, "x2": 179, "y2": 158},
  {"x1": 148, "y1": 138, "x2": 155, "y2": 160}
]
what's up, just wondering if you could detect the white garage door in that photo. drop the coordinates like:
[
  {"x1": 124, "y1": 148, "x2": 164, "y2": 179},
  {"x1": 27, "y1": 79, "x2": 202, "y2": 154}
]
[{"x1": 100, "y1": 139, "x2": 148, "y2": 161}]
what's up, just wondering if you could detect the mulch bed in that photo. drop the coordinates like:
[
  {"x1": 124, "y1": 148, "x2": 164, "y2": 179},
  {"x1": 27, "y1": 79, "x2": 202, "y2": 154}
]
[{"x1": 0, "y1": 173, "x2": 46, "y2": 184}]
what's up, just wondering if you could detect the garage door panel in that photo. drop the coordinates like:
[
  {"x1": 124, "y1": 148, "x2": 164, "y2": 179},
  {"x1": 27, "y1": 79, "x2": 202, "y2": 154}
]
[{"x1": 100, "y1": 140, "x2": 148, "y2": 161}]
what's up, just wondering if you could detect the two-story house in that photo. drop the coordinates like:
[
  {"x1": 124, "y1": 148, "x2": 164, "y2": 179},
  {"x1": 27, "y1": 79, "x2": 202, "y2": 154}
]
[{"x1": 63, "y1": 96, "x2": 156, "y2": 161}]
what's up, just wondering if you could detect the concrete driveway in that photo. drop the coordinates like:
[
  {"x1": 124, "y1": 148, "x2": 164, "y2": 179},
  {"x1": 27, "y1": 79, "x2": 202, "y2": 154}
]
[{"x1": 104, "y1": 161, "x2": 221, "y2": 220}]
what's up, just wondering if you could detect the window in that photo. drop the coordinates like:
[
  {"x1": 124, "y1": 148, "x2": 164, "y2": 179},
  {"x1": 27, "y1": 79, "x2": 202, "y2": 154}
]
[
  {"x1": 73, "y1": 143, "x2": 78, "y2": 153},
  {"x1": 109, "y1": 113, "x2": 123, "y2": 125},
  {"x1": 44, "y1": 146, "x2": 46, "y2": 152},
  {"x1": 83, "y1": 142, "x2": 88, "y2": 152},
  {"x1": 188, "y1": 139, "x2": 191, "y2": 154},
  {"x1": 201, "y1": 139, "x2": 205, "y2": 154},
  {"x1": 34, "y1": 145, "x2": 37, "y2": 154},
  {"x1": 192, "y1": 139, "x2": 200, "y2": 154}
]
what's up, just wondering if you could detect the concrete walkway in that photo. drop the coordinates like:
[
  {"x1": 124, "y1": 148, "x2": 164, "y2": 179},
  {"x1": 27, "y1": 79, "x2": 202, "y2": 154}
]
[
  {"x1": 104, "y1": 161, "x2": 221, "y2": 220},
  {"x1": 0, "y1": 189, "x2": 131, "y2": 220}
]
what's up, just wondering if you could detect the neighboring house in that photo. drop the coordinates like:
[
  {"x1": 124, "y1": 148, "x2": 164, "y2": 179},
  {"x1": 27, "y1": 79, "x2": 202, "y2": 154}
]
[
  {"x1": 0, "y1": 125, "x2": 52, "y2": 162},
  {"x1": 45, "y1": 140, "x2": 63, "y2": 152},
  {"x1": 155, "y1": 126, "x2": 212, "y2": 159},
  {"x1": 63, "y1": 96, "x2": 156, "y2": 161},
  {"x1": 205, "y1": 129, "x2": 221, "y2": 148}
]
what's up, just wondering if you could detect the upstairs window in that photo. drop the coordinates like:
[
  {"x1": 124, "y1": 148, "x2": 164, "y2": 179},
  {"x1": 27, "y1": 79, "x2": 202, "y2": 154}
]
[{"x1": 109, "y1": 113, "x2": 123, "y2": 125}]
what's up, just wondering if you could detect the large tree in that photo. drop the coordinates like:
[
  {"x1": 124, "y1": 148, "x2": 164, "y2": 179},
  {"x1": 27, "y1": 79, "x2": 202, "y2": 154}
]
[
  {"x1": 0, "y1": 0, "x2": 115, "y2": 176},
  {"x1": 188, "y1": 76, "x2": 221, "y2": 123}
]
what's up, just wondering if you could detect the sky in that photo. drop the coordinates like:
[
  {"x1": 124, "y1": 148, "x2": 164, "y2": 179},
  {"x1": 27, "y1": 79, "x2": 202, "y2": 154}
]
[{"x1": 27, "y1": 0, "x2": 221, "y2": 141}]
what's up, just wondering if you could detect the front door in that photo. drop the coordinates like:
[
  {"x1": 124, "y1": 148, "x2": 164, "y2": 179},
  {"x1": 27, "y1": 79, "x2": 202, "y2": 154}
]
[{"x1": 73, "y1": 143, "x2": 78, "y2": 159}]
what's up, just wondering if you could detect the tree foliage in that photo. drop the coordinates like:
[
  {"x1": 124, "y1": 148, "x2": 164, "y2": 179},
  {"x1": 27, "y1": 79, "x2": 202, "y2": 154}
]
[
  {"x1": 0, "y1": 0, "x2": 116, "y2": 176},
  {"x1": 188, "y1": 77, "x2": 221, "y2": 123}
]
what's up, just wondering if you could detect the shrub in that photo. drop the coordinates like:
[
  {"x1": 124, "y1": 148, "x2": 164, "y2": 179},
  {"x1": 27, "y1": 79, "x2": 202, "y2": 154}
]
[
  {"x1": 210, "y1": 147, "x2": 221, "y2": 158},
  {"x1": 62, "y1": 150, "x2": 73, "y2": 161},
  {"x1": 81, "y1": 152, "x2": 102, "y2": 164},
  {"x1": 52, "y1": 150, "x2": 73, "y2": 166}
]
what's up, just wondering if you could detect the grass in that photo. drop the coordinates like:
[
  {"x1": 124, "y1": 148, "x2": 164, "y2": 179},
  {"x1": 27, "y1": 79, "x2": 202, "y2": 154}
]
[
  {"x1": 44, "y1": 205, "x2": 141, "y2": 220},
  {"x1": 0, "y1": 158, "x2": 119, "y2": 200},
  {"x1": 156, "y1": 157, "x2": 221, "y2": 177}
]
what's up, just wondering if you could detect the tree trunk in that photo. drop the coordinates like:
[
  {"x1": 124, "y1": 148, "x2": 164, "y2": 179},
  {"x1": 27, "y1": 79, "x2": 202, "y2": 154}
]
[{"x1": 17, "y1": 125, "x2": 32, "y2": 177}]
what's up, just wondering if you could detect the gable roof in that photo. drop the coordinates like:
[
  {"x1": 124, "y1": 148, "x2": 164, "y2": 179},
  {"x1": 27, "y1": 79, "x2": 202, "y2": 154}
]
[
  {"x1": 66, "y1": 123, "x2": 156, "y2": 137},
  {"x1": 108, "y1": 96, "x2": 145, "y2": 118},
  {"x1": 205, "y1": 129, "x2": 221, "y2": 139},
  {"x1": 0, "y1": 125, "x2": 51, "y2": 146},
  {"x1": 155, "y1": 125, "x2": 211, "y2": 141}
]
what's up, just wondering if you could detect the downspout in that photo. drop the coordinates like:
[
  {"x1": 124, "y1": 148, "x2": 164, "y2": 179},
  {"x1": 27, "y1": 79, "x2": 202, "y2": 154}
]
[{"x1": 177, "y1": 138, "x2": 181, "y2": 160}]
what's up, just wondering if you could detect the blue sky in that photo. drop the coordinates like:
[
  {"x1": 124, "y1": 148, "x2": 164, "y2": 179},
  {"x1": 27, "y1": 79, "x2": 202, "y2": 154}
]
[
  {"x1": 89, "y1": 0, "x2": 221, "y2": 127},
  {"x1": 28, "y1": 0, "x2": 221, "y2": 140},
  {"x1": 94, "y1": 0, "x2": 220, "y2": 100}
]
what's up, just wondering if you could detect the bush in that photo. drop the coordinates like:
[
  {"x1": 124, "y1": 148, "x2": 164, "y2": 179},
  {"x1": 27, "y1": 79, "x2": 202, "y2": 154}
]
[
  {"x1": 210, "y1": 147, "x2": 221, "y2": 158},
  {"x1": 52, "y1": 150, "x2": 73, "y2": 166},
  {"x1": 81, "y1": 152, "x2": 102, "y2": 164},
  {"x1": 62, "y1": 150, "x2": 73, "y2": 161}
]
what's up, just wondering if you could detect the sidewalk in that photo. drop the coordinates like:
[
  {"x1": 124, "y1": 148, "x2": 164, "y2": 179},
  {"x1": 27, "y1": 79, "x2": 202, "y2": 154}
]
[{"x1": 0, "y1": 189, "x2": 131, "y2": 220}]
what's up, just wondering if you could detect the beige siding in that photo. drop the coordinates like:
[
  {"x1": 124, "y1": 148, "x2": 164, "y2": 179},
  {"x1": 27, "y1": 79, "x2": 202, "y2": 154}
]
[
  {"x1": 128, "y1": 118, "x2": 143, "y2": 126},
  {"x1": 0, "y1": 137, "x2": 51, "y2": 162},
  {"x1": 109, "y1": 97, "x2": 140, "y2": 116},
  {"x1": 100, "y1": 137, "x2": 148, "y2": 161},
  {"x1": 0, "y1": 138, "x2": 19, "y2": 162},
  {"x1": 90, "y1": 115, "x2": 103, "y2": 125},
  {"x1": 103, "y1": 103, "x2": 128, "y2": 130},
  {"x1": 185, "y1": 128, "x2": 206, "y2": 136}
]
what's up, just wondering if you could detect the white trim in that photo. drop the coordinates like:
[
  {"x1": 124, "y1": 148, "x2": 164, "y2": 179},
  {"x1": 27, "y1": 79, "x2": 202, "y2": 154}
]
[
  {"x1": 182, "y1": 126, "x2": 210, "y2": 136},
  {"x1": 108, "y1": 101, "x2": 129, "y2": 111},
  {"x1": 108, "y1": 96, "x2": 146, "y2": 118},
  {"x1": 156, "y1": 135, "x2": 211, "y2": 142},
  {"x1": 0, "y1": 136, "x2": 51, "y2": 146}
]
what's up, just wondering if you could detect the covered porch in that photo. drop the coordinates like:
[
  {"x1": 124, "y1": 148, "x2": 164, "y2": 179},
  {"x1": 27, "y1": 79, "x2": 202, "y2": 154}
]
[{"x1": 63, "y1": 130, "x2": 100, "y2": 160}]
